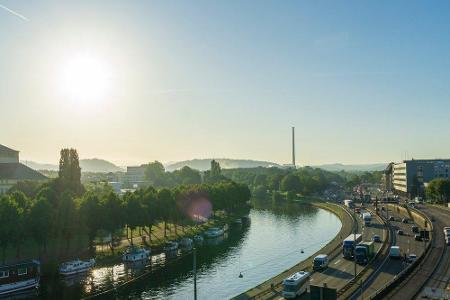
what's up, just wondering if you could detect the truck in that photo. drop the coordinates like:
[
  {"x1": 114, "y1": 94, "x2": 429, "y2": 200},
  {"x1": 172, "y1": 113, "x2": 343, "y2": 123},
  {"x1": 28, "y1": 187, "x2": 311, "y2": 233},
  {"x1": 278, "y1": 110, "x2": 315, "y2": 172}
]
[
  {"x1": 312, "y1": 254, "x2": 329, "y2": 270},
  {"x1": 344, "y1": 199, "x2": 354, "y2": 209},
  {"x1": 389, "y1": 246, "x2": 401, "y2": 259},
  {"x1": 362, "y1": 212, "x2": 372, "y2": 226},
  {"x1": 342, "y1": 234, "x2": 362, "y2": 259},
  {"x1": 354, "y1": 241, "x2": 375, "y2": 264}
]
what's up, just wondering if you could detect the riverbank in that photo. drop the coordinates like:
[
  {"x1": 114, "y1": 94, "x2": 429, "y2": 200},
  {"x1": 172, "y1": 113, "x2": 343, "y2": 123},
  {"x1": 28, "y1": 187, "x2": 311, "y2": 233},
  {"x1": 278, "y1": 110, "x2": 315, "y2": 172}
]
[{"x1": 232, "y1": 201, "x2": 353, "y2": 300}]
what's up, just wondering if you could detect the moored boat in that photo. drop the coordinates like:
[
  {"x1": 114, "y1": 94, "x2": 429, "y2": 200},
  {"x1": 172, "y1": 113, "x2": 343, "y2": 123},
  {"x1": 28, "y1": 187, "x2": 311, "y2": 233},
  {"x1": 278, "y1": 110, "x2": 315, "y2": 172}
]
[
  {"x1": 122, "y1": 245, "x2": 151, "y2": 262},
  {"x1": 59, "y1": 259, "x2": 95, "y2": 276},
  {"x1": 193, "y1": 235, "x2": 204, "y2": 243},
  {"x1": 179, "y1": 238, "x2": 193, "y2": 249},
  {"x1": 204, "y1": 227, "x2": 224, "y2": 239},
  {"x1": 0, "y1": 260, "x2": 40, "y2": 296},
  {"x1": 163, "y1": 241, "x2": 179, "y2": 252}
]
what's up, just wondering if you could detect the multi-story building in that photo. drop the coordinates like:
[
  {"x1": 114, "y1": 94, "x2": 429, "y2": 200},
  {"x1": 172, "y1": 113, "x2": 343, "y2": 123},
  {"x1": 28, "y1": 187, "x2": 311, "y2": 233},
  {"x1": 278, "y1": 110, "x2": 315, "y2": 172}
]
[
  {"x1": 390, "y1": 159, "x2": 450, "y2": 197},
  {"x1": 123, "y1": 165, "x2": 146, "y2": 187},
  {"x1": 0, "y1": 144, "x2": 47, "y2": 194}
]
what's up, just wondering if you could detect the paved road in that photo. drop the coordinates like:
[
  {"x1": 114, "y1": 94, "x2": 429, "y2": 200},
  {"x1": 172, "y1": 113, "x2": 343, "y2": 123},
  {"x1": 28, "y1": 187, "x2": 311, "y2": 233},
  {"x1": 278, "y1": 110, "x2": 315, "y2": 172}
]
[
  {"x1": 284, "y1": 206, "x2": 385, "y2": 300},
  {"x1": 414, "y1": 205, "x2": 450, "y2": 299},
  {"x1": 352, "y1": 206, "x2": 426, "y2": 300}
]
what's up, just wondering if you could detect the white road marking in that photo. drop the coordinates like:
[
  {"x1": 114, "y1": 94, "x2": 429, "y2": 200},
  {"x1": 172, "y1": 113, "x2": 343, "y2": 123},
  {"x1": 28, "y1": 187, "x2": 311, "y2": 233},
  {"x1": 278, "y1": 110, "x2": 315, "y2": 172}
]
[{"x1": 334, "y1": 259, "x2": 341, "y2": 265}]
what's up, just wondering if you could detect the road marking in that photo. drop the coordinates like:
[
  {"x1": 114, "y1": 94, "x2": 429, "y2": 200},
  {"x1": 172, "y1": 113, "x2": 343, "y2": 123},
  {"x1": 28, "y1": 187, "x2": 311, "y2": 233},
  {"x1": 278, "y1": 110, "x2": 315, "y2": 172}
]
[{"x1": 334, "y1": 259, "x2": 341, "y2": 265}]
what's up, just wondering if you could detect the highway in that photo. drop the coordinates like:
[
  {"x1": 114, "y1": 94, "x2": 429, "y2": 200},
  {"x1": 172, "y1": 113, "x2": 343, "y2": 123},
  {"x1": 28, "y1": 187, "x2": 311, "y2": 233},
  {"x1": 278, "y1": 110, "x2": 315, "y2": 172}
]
[
  {"x1": 418, "y1": 206, "x2": 450, "y2": 297},
  {"x1": 382, "y1": 205, "x2": 450, "y2": 300},
  {"x1": 351, "y1": 205, "x2": 426, "y2": 299},
  {"x1": 291, "y1": 206, "x2": 385, "y2": 300}
]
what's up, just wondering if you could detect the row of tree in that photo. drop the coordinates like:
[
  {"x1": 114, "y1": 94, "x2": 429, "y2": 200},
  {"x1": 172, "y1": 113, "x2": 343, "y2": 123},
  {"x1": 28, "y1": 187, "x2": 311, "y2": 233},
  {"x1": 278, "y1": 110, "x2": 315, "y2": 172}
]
[
  {"x1": 425, "y1": 178, "x2": 450, "y2": 204},
  {"x1": 0, "y1": 151, "x2": 251, "y2": 262}
]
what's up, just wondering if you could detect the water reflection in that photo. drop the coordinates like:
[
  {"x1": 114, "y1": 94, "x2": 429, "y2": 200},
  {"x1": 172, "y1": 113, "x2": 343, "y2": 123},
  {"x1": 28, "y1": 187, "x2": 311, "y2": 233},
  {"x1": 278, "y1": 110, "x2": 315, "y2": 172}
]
[{"x1": 38, "y1": 201, "x2": 341, "y2": 300}]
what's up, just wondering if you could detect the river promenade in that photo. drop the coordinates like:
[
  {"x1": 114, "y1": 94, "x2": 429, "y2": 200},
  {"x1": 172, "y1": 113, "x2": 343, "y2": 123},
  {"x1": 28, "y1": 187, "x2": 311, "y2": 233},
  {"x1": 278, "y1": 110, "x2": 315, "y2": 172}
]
[{"x1": 232, "y1": 202, "x2": 353, "y2": 300}]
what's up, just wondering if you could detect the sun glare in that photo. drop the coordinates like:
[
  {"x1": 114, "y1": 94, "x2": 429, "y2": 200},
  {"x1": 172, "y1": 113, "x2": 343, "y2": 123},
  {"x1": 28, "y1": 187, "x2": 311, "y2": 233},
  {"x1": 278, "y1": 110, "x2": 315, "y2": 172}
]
[{"x1": 59, "y1": 54, "x2": 112, "y2": 106}]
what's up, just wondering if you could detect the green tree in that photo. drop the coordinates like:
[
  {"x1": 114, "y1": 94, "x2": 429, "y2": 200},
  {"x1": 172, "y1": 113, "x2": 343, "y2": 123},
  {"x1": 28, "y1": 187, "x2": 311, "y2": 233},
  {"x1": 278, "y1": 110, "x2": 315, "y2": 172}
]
[
  {"x1": 144, "y1": 161, "x2": 167, "y2": 187},
  {"x1": 101, "y1": 192, "x2": 124, "y2": 252},
  {"x1": 280, "y1": 174, "x2": 302, "y2": 193},
  {"x1": 28, "y1": 197, "x2": 53, "y2": 256},
  {"x1": 79, "y1": 192, "x2": 102, "y2": 251},
  {"x1": 0, "y1": 196, "x2": 21, "y2": 263},
  {"x1": 156, "y1": 188, "x2": 174, "y2": 238}
]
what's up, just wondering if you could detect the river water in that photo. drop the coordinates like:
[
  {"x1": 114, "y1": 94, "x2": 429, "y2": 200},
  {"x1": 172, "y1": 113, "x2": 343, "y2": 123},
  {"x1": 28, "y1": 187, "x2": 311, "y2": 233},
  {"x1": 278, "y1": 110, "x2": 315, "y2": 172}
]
[{"x1": 40, "y1": 201, "x2": 341, "y2": 300}]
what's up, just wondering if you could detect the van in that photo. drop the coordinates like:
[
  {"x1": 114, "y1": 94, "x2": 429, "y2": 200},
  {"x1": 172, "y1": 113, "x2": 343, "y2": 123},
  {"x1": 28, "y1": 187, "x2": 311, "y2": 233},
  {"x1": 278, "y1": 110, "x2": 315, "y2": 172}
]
[{"x1": 313, "y1": 254, "x2": 329, "y2": 270}]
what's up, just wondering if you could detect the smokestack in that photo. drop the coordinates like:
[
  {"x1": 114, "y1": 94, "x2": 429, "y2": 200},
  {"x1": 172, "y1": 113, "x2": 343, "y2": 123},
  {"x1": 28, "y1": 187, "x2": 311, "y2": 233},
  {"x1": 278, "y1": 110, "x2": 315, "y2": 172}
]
[{"x1": 292, "y1": 126, "x2": 295, "y2": 167}]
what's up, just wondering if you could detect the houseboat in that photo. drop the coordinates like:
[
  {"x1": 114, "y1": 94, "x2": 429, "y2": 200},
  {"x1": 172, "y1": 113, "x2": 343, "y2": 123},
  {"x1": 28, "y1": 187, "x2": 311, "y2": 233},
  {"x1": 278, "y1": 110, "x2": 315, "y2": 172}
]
[
  {"x1": 59, "y1": 259, "x2": 95, "y2": 276},
  {"x1": 204, "y1": 227, "x2": 224, "y2": 239},
  {"x1": 179, "y1": 238, "x2": 193, "y2": 250},
  {"x1": 163, "y1": 241, "x2": 179, "y2": 252},
  {"x1": 193, "y1": 235, "x2": 204, "y2": 244},
  {"x1": 0, "y1": 260, "x2": 40, "y2": 296},
  {"x1": 122, "y1": 245, "x2": 151, "y2": 262}
]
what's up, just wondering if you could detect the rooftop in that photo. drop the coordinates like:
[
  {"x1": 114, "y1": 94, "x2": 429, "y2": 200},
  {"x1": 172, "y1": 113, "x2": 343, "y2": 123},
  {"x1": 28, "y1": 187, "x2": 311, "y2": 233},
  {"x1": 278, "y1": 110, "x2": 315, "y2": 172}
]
[
  {"x1": 0, "y1": 163, "x2": 47, "y2": 181},
  {"x1": 0, "y1": 144, "x2": 18, "y2": 153}
]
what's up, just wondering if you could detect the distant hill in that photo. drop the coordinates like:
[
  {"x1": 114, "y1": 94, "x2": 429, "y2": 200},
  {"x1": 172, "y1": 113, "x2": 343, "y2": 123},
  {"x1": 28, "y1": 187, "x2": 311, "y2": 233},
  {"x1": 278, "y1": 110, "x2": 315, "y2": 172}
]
[
  {"x1": 312, "y1": 163, "x2": 387, "y2": 172},
  {"x1": 22, "y1": 158, "x2": 124, "y2": 173},
  {"x1": 165, "y1": 159, "x2": 281, "y2": 171}
]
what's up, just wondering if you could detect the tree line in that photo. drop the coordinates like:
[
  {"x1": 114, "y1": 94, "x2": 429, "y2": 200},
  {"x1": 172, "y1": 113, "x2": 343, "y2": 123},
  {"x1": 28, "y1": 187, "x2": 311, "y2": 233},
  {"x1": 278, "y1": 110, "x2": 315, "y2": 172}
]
[
  {"x1": 425, "y1": 178, "x2": 450, "y2": 204},
  {"x1": 0, "y1": 151, "x2": 250, "y2": 262}
]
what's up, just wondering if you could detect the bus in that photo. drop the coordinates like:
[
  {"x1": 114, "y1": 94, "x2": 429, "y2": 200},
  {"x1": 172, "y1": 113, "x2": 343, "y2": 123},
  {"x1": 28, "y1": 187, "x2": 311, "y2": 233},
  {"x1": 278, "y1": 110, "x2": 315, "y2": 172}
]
[{"x1": 282, "y1": 271, "x2": 311, "y2": 298}]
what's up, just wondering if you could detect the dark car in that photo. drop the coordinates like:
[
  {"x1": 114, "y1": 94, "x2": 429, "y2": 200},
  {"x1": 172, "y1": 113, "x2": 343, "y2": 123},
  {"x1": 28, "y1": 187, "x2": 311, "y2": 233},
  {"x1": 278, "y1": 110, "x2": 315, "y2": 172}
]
[
  {"x1": 415, "y1": 234, "x2": 423, "y2": 241},
  {"x1": 402, "y1": 218, "x2": 409, "y2": 224},
  {"x1": 411, "y1": 225, "x2": 419, "y2": 233},
  {"x1": 372, "y1": 235, "x2": 381, "y2": 243},
  {"x1": 389, "y1": 216, "x2": 395, "y2": 221},
  {"x1": 397, "y1": 230, "x2": 404, "y2": 235}
]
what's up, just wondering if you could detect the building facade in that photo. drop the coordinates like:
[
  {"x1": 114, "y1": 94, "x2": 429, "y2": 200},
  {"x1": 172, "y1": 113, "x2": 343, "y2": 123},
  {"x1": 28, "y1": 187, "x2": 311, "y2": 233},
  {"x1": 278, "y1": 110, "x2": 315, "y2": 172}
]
[
  {"x1": 123, "y1": 165, "x2": 146, "y2": 187},
  {"x1": 0, "y1": 144, "x2": 47, "y2": 194},
  {"x1": 390, "y1": 159, "x2": 450, "y2": 197}
]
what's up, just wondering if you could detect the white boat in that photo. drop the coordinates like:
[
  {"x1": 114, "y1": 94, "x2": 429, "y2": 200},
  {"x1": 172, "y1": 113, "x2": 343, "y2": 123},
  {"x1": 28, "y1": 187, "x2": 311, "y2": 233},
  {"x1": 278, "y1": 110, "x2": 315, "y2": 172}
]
[
  {"x1": 0, "y1": 260, "x2": 40, "y2": 296},
  {"x1": 180, "y1": 238, "x2": 193, "y2": 249},
  {"x1": 122, "y1": 245, "x2": 151, "y2": 262},
  {"x1": 59, "y1": 259, "x2": 95, "y2": 276},
  {"x1": 193, "y1": 235, "x2": 204, "y2": 243},
  {"x1": 204, "y1": 227, "x2": 224, "y2": 239},
  {"x1": 233, "y1": 218, "x2": 243, "y2": 225},
  {"x1": 163, "y1": 241, "x2": 179, "y2": 252}
]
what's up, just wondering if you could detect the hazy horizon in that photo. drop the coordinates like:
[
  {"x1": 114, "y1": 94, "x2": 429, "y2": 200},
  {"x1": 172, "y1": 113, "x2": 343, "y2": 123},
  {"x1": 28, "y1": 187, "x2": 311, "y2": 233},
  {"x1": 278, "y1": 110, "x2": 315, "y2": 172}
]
[{"x1": 2, "y1": 1, "x2": 450, "y2": 166}]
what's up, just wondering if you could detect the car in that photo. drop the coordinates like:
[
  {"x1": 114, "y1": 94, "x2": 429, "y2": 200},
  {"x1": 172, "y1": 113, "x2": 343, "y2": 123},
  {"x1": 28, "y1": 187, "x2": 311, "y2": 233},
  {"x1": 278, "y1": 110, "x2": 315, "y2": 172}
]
[
  {"x1": 411, "y1": 225, "x2": 419, "y2": 233},
  {"x1": 397, "y1": 230, "x2": 404, "y2": 235},
  {"x1": 381, "y1": 207, "x2": 385, "y2": 211},
  {"x1": 402, "y1": 218, "x2": 409, "y2": 224},
  {"x1": 407, "y1": 254, "x2": 417, "y2": 263},
  {"x1": 389, "y1": 216, "x2": 395, "y2": 221},
  {"x1": 415, "y1": 234, "x2": 423, "y2": 241},
  {"x1": 372, "y1": 235, "x2": 381, "y2": 243}
]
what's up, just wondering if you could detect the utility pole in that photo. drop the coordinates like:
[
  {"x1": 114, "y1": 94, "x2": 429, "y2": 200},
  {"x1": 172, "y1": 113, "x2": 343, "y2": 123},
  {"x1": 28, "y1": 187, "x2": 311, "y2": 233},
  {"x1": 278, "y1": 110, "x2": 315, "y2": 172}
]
[
  {"x1": 292, "y1": 126, "x2": 295, "y2": 167},
  {"x1": 193, "y1": 247, "x2": 197, "y2": 300},
  {"x1": 353, "y1": 204, "x2": 357, "y2": 279}
]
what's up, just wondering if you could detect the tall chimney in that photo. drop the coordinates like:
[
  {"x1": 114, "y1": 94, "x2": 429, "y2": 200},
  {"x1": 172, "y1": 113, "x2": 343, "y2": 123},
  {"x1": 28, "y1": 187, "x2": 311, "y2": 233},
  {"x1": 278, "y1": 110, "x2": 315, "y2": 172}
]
[{"x1": 292, "y1": 126, "x2": 295, "y2": 167}]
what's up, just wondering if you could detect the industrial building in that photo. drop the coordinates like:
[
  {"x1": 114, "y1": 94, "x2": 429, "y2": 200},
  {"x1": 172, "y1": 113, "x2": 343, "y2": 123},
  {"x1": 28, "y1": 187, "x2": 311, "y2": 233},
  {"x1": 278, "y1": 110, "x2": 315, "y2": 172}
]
[{"x1": 385, "y1": 159, "x2": 450, "y2": 197}]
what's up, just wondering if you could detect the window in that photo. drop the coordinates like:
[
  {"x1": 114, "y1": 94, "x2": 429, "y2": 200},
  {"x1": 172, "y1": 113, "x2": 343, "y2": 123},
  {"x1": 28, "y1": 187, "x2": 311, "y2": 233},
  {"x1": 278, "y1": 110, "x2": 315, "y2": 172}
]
[
  {"x1": 17, "y1": 267, "x2": 27, "y2": 276},
  {"x1": 0, "y1": 270, "x2": 9, "y2": 278}
]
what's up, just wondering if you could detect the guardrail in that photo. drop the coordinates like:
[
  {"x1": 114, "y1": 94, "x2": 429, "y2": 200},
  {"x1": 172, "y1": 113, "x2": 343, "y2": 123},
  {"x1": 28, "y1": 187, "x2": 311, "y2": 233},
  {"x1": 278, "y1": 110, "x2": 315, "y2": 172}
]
[
  {"x1": 337, "y1": 208, "x2": 390, "y2": 299},
  {"x1": 367, "y1": 205, "x2": 434, "y2": 299},
  {"x1": 242, "y1": 203, "x2": 355, "y2": 300}
]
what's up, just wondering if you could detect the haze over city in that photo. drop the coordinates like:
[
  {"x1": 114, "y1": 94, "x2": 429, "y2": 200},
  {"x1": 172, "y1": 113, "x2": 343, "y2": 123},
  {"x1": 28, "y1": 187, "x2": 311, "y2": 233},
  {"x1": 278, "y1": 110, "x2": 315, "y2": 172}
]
[{"x1": 1, "y1": 1, "x2": 450, "y2": 166}]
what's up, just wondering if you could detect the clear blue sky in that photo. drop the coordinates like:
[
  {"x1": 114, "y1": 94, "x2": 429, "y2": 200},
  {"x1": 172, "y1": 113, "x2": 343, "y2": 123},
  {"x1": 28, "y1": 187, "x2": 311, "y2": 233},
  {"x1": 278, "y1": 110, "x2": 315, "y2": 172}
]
[{"x1": 1, "y1": 1, "x2": 449, "y2": 166}]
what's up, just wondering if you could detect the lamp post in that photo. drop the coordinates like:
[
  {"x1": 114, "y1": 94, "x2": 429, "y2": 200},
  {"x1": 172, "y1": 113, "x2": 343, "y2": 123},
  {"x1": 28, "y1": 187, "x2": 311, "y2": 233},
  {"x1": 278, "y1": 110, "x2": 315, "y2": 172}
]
[{"x1": 193, "y1": 247, "x2": 197, "y2": 300}]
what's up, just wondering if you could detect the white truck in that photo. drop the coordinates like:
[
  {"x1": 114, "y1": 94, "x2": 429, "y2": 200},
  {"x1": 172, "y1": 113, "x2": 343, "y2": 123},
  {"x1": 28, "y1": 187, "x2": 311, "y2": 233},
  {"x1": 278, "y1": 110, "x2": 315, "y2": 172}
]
[
  {"x1": 344, "y1": 199, "x2": 354, "y2": 209},
  {"x1": 362, "y1": 212, "x2": 372, "y2": 226}
]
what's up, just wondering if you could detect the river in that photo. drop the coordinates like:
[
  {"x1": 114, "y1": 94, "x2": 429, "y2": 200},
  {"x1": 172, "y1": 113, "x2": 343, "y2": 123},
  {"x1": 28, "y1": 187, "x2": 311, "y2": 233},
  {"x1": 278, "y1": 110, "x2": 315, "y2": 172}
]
[{"x1": 40, "y1": 201, "x2": 341, "y2": 300}]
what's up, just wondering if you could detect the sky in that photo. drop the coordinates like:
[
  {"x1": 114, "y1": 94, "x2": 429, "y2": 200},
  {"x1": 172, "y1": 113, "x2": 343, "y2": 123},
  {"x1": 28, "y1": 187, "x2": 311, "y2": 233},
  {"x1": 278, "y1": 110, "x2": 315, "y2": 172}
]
[{"x1": 1, "y1": 1, "x2": 449, "y2": 166}]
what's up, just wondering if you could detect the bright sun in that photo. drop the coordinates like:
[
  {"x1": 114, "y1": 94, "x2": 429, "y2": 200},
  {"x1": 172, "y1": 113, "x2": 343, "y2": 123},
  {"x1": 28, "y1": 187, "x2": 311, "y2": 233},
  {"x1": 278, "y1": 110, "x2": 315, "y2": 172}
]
[{"x1": 59, "y1": 54, "x2": 112, "y2": 105}]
